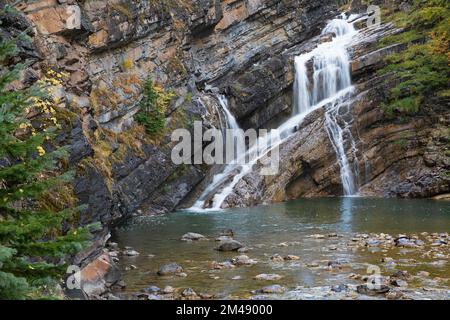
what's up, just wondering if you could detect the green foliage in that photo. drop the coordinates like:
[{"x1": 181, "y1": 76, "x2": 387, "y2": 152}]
[
  {"x1": 380, "y1": 1, "x2": 450, "y2": 117},
  {"x1": 134, "y1": 79, "x2": 170, "y2": 137},
  {"x1": 0, "y1": 32, "x2": 90, "y2": 299}
]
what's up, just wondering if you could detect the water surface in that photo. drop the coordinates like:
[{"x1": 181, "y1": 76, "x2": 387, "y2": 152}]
[{"x1": 113, "y1": 198, "x2": 450, "y2": 299}]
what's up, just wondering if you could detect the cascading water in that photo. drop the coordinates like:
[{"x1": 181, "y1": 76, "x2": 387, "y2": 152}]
[{"x1": 191, "y1": 14, "x2": 361, "y2": 210}]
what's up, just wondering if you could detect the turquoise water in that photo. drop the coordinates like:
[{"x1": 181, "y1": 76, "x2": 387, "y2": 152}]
[{"x1": 113, "y1": 198, "x2": 450, "y2": 299}]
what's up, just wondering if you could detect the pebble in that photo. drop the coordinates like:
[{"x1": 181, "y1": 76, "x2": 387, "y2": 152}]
[
  {"x1": 417, "y1": 271, "x2": 430, "y2": 277},
  {"x1": 270, "y1": 254, "x2": 285, "y2": 263},
  {"x1": 157, "y1": 263, "x2": 183, "y2": 276},
  {"x1": 182, "y1": 288, "x2": 197, "y2": 297},
  {"x1": 181, "y1": 232, "x2": 207, "y2": 241},
  {"x1": 143, "y1": 286, "x2": 160, "y2": 293},
  {"x1": 210, "y1": 261, "x2": 235, "y2": 269},
  {"x1": 123, "y1": 249, "x2": 140, "y2": 256},
  {"x1": 162, "y1": 286, "x2": 174, "y2": 294},
  {"x1": 254, "y1": 274, "x2": 283, "y2": 281},
  {"x1": 233, "y1": 255, "x2": 257, "y2": 266},
  {"x1": 259, "y1": 285, "x2": 286, "y2": 294}
]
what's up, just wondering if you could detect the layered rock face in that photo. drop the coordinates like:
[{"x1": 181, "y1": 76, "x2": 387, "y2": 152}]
[{"x1": 212, "y1": 18, "x2": 450, "y2": 208}]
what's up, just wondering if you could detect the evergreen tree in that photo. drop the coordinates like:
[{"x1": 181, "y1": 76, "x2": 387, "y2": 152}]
[{"x1": 0, "y1": 12, "x2": 90, "y2": 299}]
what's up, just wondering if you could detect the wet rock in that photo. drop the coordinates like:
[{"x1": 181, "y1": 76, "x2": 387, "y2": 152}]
[
  {"x1": 277, "y1": 242, "x2": 288, "y2": 247},
  {"x1": 143, "y1": 286, "x2": 160, "y2": 293},
  {"x1": 157, "y1": 263, "x2": 183, "y2": 276},
  {"x1": 307, "y1": 262, "x2": 319, "y2": 268},
  {"x1": 233, "y1": 255, "x2": 257, "y2": 266},
  {"x1": 386, "y1": 290, "x2": 404, "y2": 300},
  {"x1": 122, "y1": 249, "x2": 140, "y2": 256},
  {"x1": 417, "y1": 271, "x2": 430, "y2": 277},
  {"x1": 257, "y1": 285, "x2": 286, "y2": 294},
  {"x1": 107, "y1": 242, "x2": 119, "y2": 250},
  {"x1": 254, "y1": 274, "x2": 283, "y2": 281},
  {"x1": 210, "y1": 260, "x2": 235, "y2": 269},
  {"x1": 237, "y1": 247, "x2": 250, "y2": 253},
  {"x1": 331, "y1": 284, "x2": 347, "y2": 293},
  {"x1": 182, "y1": 288, "x2": 197, "y2": 298},
  {"x1": 366, "y1": 239, "x2": 381, "y2": 247},
  {"x1": 136, "y1": 293, "x2": 161, "y2": 300},
  {"x1": 270, "y1": 254, "x2": 285, "y2": 263},
  {"x1": 181, "y1": 232, "x2": 206, "y2": 241},
  {"x1": 390, "y1": 279, "x2": 408, "y2": 287},
  {"x1": 311, "y1": 234, "x2": 325, "y2": 239},
  {"x1": 199, "y1": 293, "x2": 214, "y2": 299},
  {"x1": 215, "y1": 240, "x2": 243, "y2": 251},
  {"x1": 177, "y1": 272, "x2": 188, "y2": 278},
  {"x1": 395, "y1": 237, "x2": 417, "y2": 248},
  {"x1": 284, "y1": 255, "x2": 300, "y2": 261},
  {"x1": 356, "y1": 284, "x2": 390, "y2": 295},
  {"x1": 391, "y1": 270, "x2": 411, "y2": 281},
  {"x1": 162, "y1": 286, "x2": 174, "y2": 294}
]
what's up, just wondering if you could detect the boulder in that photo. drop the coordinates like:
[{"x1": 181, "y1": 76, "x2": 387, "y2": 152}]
[
  {"x1": 157, "y1": 263, "x2": 183, "y2": 276},
  {"x1": 215, "y1": 240, "x2": 243, "y2": 251}
]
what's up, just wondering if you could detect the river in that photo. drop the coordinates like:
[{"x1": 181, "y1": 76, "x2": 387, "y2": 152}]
[{"x1": 112, "y1": 198, "x2": 450, "y2": 300}]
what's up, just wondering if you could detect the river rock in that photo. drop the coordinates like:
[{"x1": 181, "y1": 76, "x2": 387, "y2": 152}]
[
  {"x1": 233, "y1": 255, "x2": 257, "y2": 266},
  {"x1": 284, "y1": 255, "x2": 300, "y2": 261},
  {"x1": 417, "y1": 271, "x2": 430, "y2": 277},
  {"x1": 157, "y1": 263, "x2": 183, "y2": 276},
  {"x1": 182, "y1": 288, "x2": 197, "y2": 297},
  {"x1": 331, "y1": 284, "x2": 347, "y2": 293},
  {"x1": 356, "y1": 284, "x2": 390, "y2": 295},
  {"x1": 210, "y1": 260, "x2": 235, "y2": 269},
  {"x1": 122, "y1": 249, "x2": 140, "y2": 256},
  {"x1": 143, "y1": 285, "x2": 160, "y2": 293},
  {"x1": 270, "y1": 254, "x2": 285, "y2": 262},
  {"x1": 181, "y1": 232, "x2": 206, "y2": 241},
  {"x1": 254, "y1": 274, "x2": 283, "y2": 281},
  {"x1": 215, "y1": 240, "x2": 243, "y2": 251},
  {"x1": 162, "y1": 286, "x2": 175, "y2": 294},
  {"x1": 259, "y1": 285, "x2": 286, "y2": 294},
  {"x1": 390, "y1": 279, "x2": 408, "y2": 287}
]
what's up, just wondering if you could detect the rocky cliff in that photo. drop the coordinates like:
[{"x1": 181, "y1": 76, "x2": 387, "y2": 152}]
[
  {"x1": 1, "y1": 0, "x2": 339, "y2": 264},
  {"x1": 1, "y1": 0, "x2": 449, "y2": 294}
]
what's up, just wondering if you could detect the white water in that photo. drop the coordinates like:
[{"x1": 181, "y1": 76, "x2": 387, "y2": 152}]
[{"x1": 190, "y1": 15, "x2": 360, "y2": 210}]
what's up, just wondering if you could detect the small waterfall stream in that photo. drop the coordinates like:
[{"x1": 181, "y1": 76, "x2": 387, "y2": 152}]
[{"x1": 191, "y1": 15, "x2": 361, "y2": 210}]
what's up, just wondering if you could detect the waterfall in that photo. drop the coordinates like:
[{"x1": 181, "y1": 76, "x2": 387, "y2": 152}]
[
  {"x1": 190, "y1": 94, "x2": 245, "y2": 211},
  {"x1": 190, "y1": 14, "x2": 360, "y2": 210}
]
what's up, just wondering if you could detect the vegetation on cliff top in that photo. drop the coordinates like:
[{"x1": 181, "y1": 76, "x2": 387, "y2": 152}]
[
  {"x1": 0, "y1": 26, "x2": 91, "y2": 299},
  {"x1": 380, "y1": 0, "x2": 450, "y2": 117}
]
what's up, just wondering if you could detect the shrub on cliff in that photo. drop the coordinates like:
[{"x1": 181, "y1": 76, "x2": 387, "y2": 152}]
[
  {"x1": 134, "y1": 78, "x2": 175, "y2": 138},
  {"x1": 0, "y1": 24, "x2": 90, "y2": 299},
  {"x1": 380, "y1": 0, "x2": 450, "y2": 116}
]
